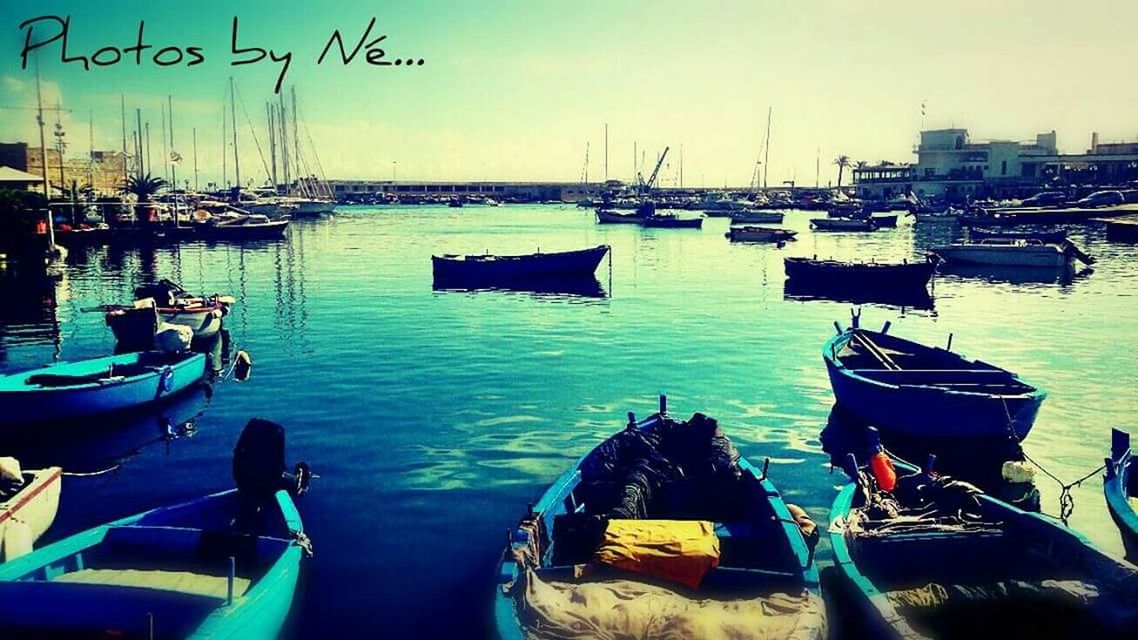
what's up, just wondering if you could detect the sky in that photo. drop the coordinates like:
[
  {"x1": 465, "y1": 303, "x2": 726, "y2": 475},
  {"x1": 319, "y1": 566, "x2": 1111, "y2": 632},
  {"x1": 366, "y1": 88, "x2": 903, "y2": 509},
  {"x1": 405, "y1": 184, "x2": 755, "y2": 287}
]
[{"x1": 1, "y1": 0, "x2": 1136, "y2": 189}]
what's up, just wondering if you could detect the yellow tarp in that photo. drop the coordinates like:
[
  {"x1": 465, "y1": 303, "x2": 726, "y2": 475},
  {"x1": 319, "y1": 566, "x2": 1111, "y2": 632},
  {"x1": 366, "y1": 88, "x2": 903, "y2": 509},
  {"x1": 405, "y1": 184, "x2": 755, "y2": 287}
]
[{"x1": 594, "y1": 519, "x2": 719, "y2": 589}]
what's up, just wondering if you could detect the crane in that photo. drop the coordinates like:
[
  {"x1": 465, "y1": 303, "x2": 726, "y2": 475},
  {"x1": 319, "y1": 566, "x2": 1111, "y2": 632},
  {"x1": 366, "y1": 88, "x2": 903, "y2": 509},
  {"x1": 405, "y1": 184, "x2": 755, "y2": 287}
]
[{"x1": 638, "y1": 146, "x2": 670, "y2": 195}]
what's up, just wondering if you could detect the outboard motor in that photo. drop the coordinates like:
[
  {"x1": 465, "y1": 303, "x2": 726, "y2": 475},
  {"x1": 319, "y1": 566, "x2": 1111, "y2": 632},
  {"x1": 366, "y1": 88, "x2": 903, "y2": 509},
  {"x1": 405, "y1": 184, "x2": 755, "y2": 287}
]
[
  {"x1": 134, "y1": 282, "x2": 177, "y2": 307},
  {"x1": 232, "y1": 419, "x2": 312, "y2": 530}
]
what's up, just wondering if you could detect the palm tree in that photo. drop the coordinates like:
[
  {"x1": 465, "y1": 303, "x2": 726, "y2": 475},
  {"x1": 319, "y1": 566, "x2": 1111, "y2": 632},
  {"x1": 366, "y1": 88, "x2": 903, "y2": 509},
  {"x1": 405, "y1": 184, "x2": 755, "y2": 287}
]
[
  {"x1": 124, "y1": 173, "x2": 166, "y2": 203},
  {"x1": 833, "y1": 155, "x2": 853, "y2": 190}
]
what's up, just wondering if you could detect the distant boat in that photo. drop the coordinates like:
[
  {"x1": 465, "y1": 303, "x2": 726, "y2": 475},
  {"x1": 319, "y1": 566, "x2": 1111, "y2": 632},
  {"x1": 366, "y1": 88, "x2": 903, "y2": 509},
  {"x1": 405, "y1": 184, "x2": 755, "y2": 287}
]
[
  {"x1": 0, "y1": 351, "x2": 207, "y2": 427},
  {"x1": 448, "y1": 198, "x2": 464, "y2": 208},
  {"x1": 595, "y1": 209, "x2": 642, "y2": 224},
  {"x1": 641, "y1": 213, "x2": 703, "y2": 228},
  {"x1": 0, "y1": 419, "x2": 311, "y2": 639},
  {"x1": 832, "y1": 452, "x2": 1138, "y2": 639},
  {"x1": 911, "y1": 208, "x2": 960, "y2": 223},
  {"x1": 785, "y1": 255, "x2": 937, "y2": 290},
  {"x1": 432, "y1": 245, "x2": 610, "y2": 287},
  {"x1": 729, "y1": 210, "x2": 784, "y2": 224},
  {"x1": 725, "y1": 226, "x2": 797, "y2": 243},
  {"x1": 494, "y1": 395, "x2": 823, "y2": 639},
  {"x1": 194, "y1": 211, "x2": 290, "y2": 240},
  {"x1": 810, "y1": 217, "x2": 877, "y2": 232},
  {"x1": 931, "y1": 238, "x2": 1092, "y2": 268},
  {"x1": 0, "y1": 461, "x2": 61, "y2": 561},
  {"x1": 1106, "y1": 429, "x2": 1138, "y2": 562},
  {"x1": 969, "y1": 228, "x2": 1068, "y2": 244},
  {"x1": 823, "y1": 320, "x2": 1046, "y2": 439},
  {"x1": 868, "y1": 213, "x2": 898, "y2": 228}
]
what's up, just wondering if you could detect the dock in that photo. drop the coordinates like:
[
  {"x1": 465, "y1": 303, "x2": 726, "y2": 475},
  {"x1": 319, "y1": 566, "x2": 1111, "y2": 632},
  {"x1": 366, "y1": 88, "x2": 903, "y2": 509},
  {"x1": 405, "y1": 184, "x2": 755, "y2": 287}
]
[{"x1": 1094, "y1": 213, "x2": 1138, "y2": 242}]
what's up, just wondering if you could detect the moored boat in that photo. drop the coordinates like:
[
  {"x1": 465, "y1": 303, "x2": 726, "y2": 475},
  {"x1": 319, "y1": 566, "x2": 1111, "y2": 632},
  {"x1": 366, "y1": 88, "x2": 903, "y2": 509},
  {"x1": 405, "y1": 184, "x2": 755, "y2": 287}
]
[
  {"x1": 785, "y1": 255, "x2": 937, "y2": 290},
  {"x1": 931, "y1": 238, "x2": 1092, "y2": 268},
  {"x1": 641, "y1": 213, "x2": 704, "y2": 228},
  {"x1": 831, "y1": 450, "x2": 1138, "y2": 639},
  {"x1": 729, "y1": 210, "x2": 784, "y2": 224},
  {"x1": 0, "y1": 351, "x2": 208, "y2": 427},
  {"x1": 595, "y1": 209, "x2": 643, "y2": 224},
  {"x1": 868, "y1": 213, "x2": 898, "y2": 228},
  {"x1": 106, "y1": 280, "x2": 233, "y2": 343},
  {"x1": 495, "y1": 396, "x2": 824, "y2": 639},
  {"x1": 726, "y1": 226, "x2": 798, "y2": 243},
  {"x1": 1105, "y1": 428, "x2": 1138, "y2": 561},
  {"x1": 432, "y1": 245, "x2": 610, "y2": 286},
  {"x1": 968, "y1": 228, "x2": 1069, "y2": 244},
  {"x1": 0, "y1": 460, "x2": 61, "y2": 561},
  {"x1": 0, "y1": 420, "x2": 312, "y2": 640},
  {"x1": 810, "y1": 217, "x2": 877, "y2": 232},
  {"x1": 822, "y1": 317, "x2": 1045, "y2": 439},
  {"x1": 194, "y1": 211, "x2": 289, "y2": 240}
]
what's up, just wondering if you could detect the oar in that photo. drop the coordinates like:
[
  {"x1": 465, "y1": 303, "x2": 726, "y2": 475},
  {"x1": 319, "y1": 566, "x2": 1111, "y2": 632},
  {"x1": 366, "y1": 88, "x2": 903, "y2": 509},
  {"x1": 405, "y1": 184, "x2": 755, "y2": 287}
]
[{"x1": 852, "y1": 331, "x2": 901, "y2": 371}]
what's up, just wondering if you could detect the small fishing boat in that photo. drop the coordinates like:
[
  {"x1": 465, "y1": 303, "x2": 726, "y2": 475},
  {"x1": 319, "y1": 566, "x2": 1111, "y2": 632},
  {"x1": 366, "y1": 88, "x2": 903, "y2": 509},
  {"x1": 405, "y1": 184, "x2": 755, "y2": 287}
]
[
  {"x1": 1104, "y1": 428, "x2": 1138, "y2": 561},
  {"x1": 106, "y1": 280, "x2": 233, "y2": 343},
  {"x1": 595, "y1": 209, "x2": 643, "y2": 224},
  {"x1": 195, "y1": 211, "x2": 289, "y2": 240},
  {"x1": 641, "y1": 213, "x2": 704, "y2": 228},
  {"x1": 448, "y1": 198, "x2": 464, "y2": 208},
  {"x1": 911, "y1": 208, "x2": 961, "y2": 223},
  {"x1": 495, "y1": 395, "x2": 824, "y2": 639},
  {"x1": 810, "y1": 217, "x2": 878, "y2": 232},
  {"x1": 729, "y1": 210, "x2": 784, "y2": 224},
  {"x1": 0, "y1": 351, "x2": 207, "y2": 427},
  {"x1": 785, "y1": 255, "x2": 937, "y2": 290},
  {"x1": 0, "y1": 419, "x2": 312, "y2": 640},
  {"x1": 822, "y1": 316, "x2": 1046, "y2": 439},
  {"x1": 931, "y1": 238, "x2": 1093, "y2": 268},
  {"x1": 831, "y1": 449, "x2": 1138, "y2": 639},
  {"x1": 432, "y1": 245, "x2": 610, "y2": 287},
  {"x1": 0, "y1": 460, "x2": 61, "y2": 561},
  {"x1": 868, "y1": 213, "x2": 898, "y2": 228},
  {"x1": 725, "y1": 226, "x2": 798, "y2": 243},
  {"x1": 969, "y1": 228, "x2": 1069, "y2": 244}
]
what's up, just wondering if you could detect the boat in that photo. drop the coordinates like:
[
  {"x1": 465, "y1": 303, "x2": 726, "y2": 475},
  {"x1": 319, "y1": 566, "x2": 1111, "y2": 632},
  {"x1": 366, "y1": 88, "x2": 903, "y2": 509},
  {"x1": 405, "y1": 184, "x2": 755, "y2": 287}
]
[
  {"x1": 969, "y1": 228, "x2": 1069, "y2": 243},
  {"x1": 822, "y1": 316, "x2": 1046, "y2": 439},
  {"x1": 785, "y1": 255, "x2": 937, "y2": 290},
  {"x1": 192, "y1": 208, "x2": 290, "y2": 240},
  {"x1": 810, "y1": 217, "x2": 877, "y2": 232},
  {"x1": 0, "y1": 351, "x2": 208, "y2": 427},
  {"x1": 0, "y1": 419, "x2": 312, "y2": 640},
  {"x1": 868, "y1": 213, "x2": 898, "y2": 228},
  {"x1": 432, "y1": 245, "x2": 610, "y2": 287},
  {"x1": 830, "y1": 446, "x2": 1138, "y2": 639},
  {"x1": 911, "y1": 208, "x2": 961, "y2": 223},
  {"x1": 0, "y1": 460, "x2": 61, "y2": 561},
  {"x1": 784, "y1": 280, "x2": 935, "y2": 311},
  {"x1": 931, "y1": 238, "x2": 1093, "y2": 268},
  {"x1": 641, "y1": 213, "x2": 704, "y2": 228},
  {"x1": 448, "y1": 198, "x2": 464, "y2": 208},
  {"x1": 595, "y1": 209, "x2": 643, "y2": 224},
  {"x1": 1105, "y1": 428, "x2": 1138, "y2": 561},
  {"x1": 495, "y1": 395, "x2": 824, "y2": 639},
  {"x1": 729, "y1": 210, "x2": 784, "y2": 224},
  {"x1": 107, "y1": 280, "x2": 232, "y2": 343},
  {"x1": 725, "y1": 226, "x2": 798, "y2": 243}
]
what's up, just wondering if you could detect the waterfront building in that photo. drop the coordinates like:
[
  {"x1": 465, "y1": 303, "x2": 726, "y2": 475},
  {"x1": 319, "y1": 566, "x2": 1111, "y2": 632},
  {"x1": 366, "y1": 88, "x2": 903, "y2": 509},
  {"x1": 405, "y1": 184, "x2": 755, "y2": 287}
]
[
  {"x1": 330, "y1": 179, "x2": 608, "y2": 203},
  {"x1": 0, "y1": 142, "x2": 128, "y2": 197},
  {"x1": 854, "y1": 128, "x2": 1138, "y2": 202}
]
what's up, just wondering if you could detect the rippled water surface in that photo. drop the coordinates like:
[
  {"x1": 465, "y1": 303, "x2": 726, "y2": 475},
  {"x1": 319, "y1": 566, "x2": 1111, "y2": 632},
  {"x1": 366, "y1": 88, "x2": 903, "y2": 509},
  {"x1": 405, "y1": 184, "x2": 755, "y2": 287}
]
[{"x1": 1, "y1": 205, "x2": 1136, "y2": 636}]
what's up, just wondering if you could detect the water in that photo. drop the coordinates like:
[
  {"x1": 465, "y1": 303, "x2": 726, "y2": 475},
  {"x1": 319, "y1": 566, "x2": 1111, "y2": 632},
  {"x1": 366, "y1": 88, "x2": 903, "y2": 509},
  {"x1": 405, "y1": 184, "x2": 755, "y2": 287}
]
[{"x1": 1, "y1": 205, "x2": 1136, "y2": 636}]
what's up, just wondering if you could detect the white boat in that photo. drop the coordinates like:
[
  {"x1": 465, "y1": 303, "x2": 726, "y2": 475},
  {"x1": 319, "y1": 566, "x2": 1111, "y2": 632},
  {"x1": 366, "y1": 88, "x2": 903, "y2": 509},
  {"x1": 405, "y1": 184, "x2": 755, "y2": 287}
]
[
  {"x1": 0, "y1": 460, "x2": 62, "y2": 561},
  {"x1": 932, "y1": 238, "x2": 1077, "y2": 267}
]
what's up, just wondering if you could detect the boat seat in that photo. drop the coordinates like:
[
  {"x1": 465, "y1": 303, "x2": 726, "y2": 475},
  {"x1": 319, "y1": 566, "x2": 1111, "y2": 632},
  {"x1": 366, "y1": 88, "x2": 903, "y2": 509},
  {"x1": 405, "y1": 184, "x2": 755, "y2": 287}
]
[{"x1": 54, "y1": 568, "x2": 251, "y2": 599}]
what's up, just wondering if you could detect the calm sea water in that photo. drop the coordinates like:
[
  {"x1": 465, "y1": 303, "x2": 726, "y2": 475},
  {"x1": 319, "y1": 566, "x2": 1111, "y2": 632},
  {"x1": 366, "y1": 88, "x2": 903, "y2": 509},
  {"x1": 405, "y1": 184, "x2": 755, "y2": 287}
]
[{"x1": 1, "y1": 205, "x2": 1136, "y2": 637}]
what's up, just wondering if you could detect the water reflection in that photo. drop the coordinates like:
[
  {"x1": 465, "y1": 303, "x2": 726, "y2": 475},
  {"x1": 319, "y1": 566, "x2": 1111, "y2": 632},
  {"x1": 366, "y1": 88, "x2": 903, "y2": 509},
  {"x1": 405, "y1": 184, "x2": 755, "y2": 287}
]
[
  {"x1": 0, "y1": 268, "x2": 61, "y2": 361},
  {"x1": 783, "y1": 279, "x2": 935, "y2": 312},
  {"x1": 819, "y1": 403, "x2": 1040, "y2": 511},
  {"x1": 937, "y1": 263, "x2": 1094, "y2": 286},
  {"x1": 432, "y1": 276, "x2": 609, "y2": 299},
  {"x1": 1, "y1": 385, "x2": 210, "y2": 474}
]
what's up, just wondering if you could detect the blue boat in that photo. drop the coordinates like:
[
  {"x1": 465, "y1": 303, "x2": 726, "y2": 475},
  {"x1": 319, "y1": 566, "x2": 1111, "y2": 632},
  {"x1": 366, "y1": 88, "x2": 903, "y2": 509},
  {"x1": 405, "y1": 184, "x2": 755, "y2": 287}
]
[
  {"x1": 1105, "y1": 428, "x2": 1138, "y2": 561},
  {"x1": 0, "y1": 351, "x2": 207, "y2": 427},
  {"x1": 0, "y1": 420, "x2": 312, "y2": 639},
  {"x1": 495, "y1": 395, "x2": 824, "y2": 639},
  {"x1": 831, "y1": 452, "x2": 1138, "y2": 639},
  {"x1": 823, "y1": 318, "x2": 1046, "y2": 439}
]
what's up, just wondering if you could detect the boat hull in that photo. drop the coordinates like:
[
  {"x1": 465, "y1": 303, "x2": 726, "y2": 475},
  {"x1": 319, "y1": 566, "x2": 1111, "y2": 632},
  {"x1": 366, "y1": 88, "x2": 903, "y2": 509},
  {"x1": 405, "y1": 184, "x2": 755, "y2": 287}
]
[
  {"x1": 811, "y1": 218, "x2": 877, "y2": 231},
  {"x1": 822, "y1": 329, "x2": 1045, "y2": 440},
  {"x1": 726, "y1": 227, "x2": 797, "y2": 243},
  {"x1": 196, "y1": 221, "x2": 290, "y2": 240},
  {"x1": 1105, "y1": 429, "x2": 1138, "y2": 561},
  {"x1": 595, "y1": 210, "x2": 642, "y2": 224},
  {"x1": 932, "y1": 244, "x2": 1072, "y2": 267},
  {"x1": 729, "y1": 211, "x2": 784, "y2": 224},
  {"x1": 0, "y1": 467, "x2": 62, "y2": 561},
  {"x1": 433, "y1": 245, "x2": 609, "y2": 286},
  {"x1": 0, "y1": 352, "x2": 207, "y2": 426},
  {"x1": 159, "y1": 307, "x2": 225, "y2": 339},
  {"x1": 642, "y1": 215, "x2": 703, "y2": 228},
  {"x1": 785, "y1": 258, "x2": 936, "y2": 290}
]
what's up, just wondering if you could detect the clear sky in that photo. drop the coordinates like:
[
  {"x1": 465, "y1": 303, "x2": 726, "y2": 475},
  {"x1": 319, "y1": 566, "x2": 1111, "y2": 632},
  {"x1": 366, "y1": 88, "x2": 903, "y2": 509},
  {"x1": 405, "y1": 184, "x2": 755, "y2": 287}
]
[{"x1": 1, "y1": 0, "x2": 1136, "y2": 188}]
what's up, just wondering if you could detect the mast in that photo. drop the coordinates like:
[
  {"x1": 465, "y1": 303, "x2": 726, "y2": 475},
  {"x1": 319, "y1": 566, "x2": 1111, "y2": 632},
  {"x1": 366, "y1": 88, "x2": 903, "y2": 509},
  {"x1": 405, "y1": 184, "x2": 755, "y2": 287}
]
[
  {"x1": 679, "y1": 144, "x2": 683, "y2": 189},
  {"x1": 815, "y1": 147, "x2": 820, "y2": 188},
  {"x1": 161, "y1": 102, "x2": 169, "y2": 186},
  {"x1": 135, "y1": 108, "x2": 143, "y2": 179},
  {"x1": 34, "y1": 59, "x2": 55, "y2": 248},
  {"x1": 762, "y1": 106, "x2": 772, "y2": 190},
  {"x1": 120, "y1": 95, "x2": 128, "y2": 190},
  {"x1": 168, "y1": 95, "x2": 177, "y2": 199},
  {"x1": 291, "y1": 87, "x2": 302, "y2": 197},
  {"x1": 267, "y1": 103, "x2": 277, "y2": 190},
  {"x1": 88, "y1": 110, "x2": 94, "y2": 192},
  {"x1": 193, "y1": 127, "x2": 199, "y2": 192},
  {"x1": 604, "y1": 123, "x2": 608, "y2": 182},
  {"x1": 230, "y1": 77, "x2": 241, "y2": 190},
  {"x1": 221, "y1": 94, "x2": 227, "y2": 188},
  {"x1": 633, "y1": 141, "x2": 637, "y2": 192},
  {"x1": 278, "y1": 92, "x2": 290, "y2": 192},
  {"x1": 145, "y1": 122, "x2": 151, "y2": 179}
]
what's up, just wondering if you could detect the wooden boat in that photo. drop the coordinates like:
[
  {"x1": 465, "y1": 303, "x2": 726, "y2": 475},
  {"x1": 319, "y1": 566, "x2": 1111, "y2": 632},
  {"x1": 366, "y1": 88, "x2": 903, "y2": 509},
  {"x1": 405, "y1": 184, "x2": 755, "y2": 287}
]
[
  {"x1": 432, "y1": 245, "x2": 610, "y2": 286},
  {"x1": 868, "y1": 213, "x2": 898, "y2": 228},
  {"x1": 785, "y1": 255, "x2": 937, "y2": 290},
  {"x1": 725, "y1": 226, "x2": 798, "y2": 243},
  {"x1": 595, "y1": 209, "x2": 643, "y2": 224},
  {"x1": 968, "y1": 228, "x2": 1068, "y2": 243},
  {"x1": 822, "y1": 318, "x2": 1045, "y2": 439},
  {"x1": 0, "y1": 351, "x2": 207, "y2": 427},
  {"x1": 0, "y1": 420, "x2": 311, "y2": 639},
  {"x1": 495, "y1": 396, "x2": 823, "y2": 639},
  {"x1": 784, "y1": 280, "x2": 935, "y2": 311},
  {"x1": 931, "y1": 238, "x2": 1092, "y2": 268},
  {"x1": 831, "y1": 451, "x2": 1138, "y2": 639},
  {"x1": 195, "y1": 212, "x2": 289, "y2": 240},
  {"x1": 810, "y1": 217, "x2": 877, "y2": 232},
  {"x1": 641, "y1": 213, "x2": 703, "y2": 228},
  {"x1": 0, "y1": 462, "x2": 61, "y2": 561},
  {"x1": 729, "y1": 210, "x2": 784, "y2": 224},
  {"x1": 1105, "y1": 428, "x2": 1138, "y2": 561}
]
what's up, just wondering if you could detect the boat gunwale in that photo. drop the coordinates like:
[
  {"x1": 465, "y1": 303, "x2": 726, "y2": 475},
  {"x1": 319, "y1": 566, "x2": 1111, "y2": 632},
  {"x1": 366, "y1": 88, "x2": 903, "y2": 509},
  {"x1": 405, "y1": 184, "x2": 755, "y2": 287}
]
[
  {"x1": 0, "y1": 352, "x2": 206, "y2": 393},
  {"x1": 0, "y1": 467, "x2": 62, "y2": 526}
]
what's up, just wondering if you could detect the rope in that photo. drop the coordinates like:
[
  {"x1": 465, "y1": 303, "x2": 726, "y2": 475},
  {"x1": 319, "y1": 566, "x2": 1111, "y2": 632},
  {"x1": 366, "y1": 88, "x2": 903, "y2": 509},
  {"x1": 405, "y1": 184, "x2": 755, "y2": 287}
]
[{"x1": 62, "y1": 465, "x2": 121, "y2": 477}]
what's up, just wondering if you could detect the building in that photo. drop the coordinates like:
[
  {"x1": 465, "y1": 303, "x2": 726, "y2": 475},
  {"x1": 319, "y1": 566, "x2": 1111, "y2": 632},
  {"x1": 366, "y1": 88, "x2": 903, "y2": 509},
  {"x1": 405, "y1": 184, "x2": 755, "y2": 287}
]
[
  {"x1": 1, "y1": 143, "x2": 130, "y2": 197},
  {"x1": 854, "y1": 128, "x2": 1138, "y2": 202},
  {"x1": 329, "y1": 179, "x2": 606, "y2": 202}
]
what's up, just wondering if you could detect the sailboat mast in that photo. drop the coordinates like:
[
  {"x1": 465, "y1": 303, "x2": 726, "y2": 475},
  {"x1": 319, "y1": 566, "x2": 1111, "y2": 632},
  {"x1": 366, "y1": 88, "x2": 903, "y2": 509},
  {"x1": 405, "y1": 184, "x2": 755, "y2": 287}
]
[
  {"x1": 762, "y1": 106, "x2": 772, "y2": 191},
  {"x1": 193, "y1": 127, "x2": 199, "y2": 192},
  {"x1": 135, "y1": 108, "x2": 143, "y2": 179},
  {"x1": 267, "y1": 103, "x2": 277, "y2": 190},
  {"x1": 88, "y1": 110, "x2": 94, "y2": 190},
  {"x1": 291, "y1": 87, "x2": 302, "y2": 197},
  {"x1": 221, "y1": 97, "x2": 227, "y2": 188},
  {"x1": 34, "y1": 59, "x2": 55, "y2": 247},
  {"x1": 230, "y1": 77, "x2": 241, "y2": 190},
  {"x1": 278, "y1": 92, "x2": 290, "y2": 192},
  {"x1": 169, "y1": 95, "x2": 177, "y2": 199},
  {"x1": 120, "y1": 95, "x2": 128, "y2": 190},
  {"x1": 604, "y1": 123, "x2": 608, "y2": 183}
]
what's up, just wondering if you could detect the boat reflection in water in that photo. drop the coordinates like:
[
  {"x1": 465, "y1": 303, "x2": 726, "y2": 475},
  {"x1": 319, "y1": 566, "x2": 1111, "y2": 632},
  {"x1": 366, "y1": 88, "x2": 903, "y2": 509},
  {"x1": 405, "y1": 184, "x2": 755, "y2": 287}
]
[
  {"x1": 819, "y1": 403, "x2": 1040, "y2": 512},
  {"x1": 432, "y1": 276, "x2": 609, "y2": 300},
  {"x1": 937, "y1": 263, "x2": 1093, "y2": 286},
  {"x1": 783, "y1": 279, "x2": 935, "y2": 312},
  {"x1": 0, "y1": 385, "x2": 210, "y2": 475}
]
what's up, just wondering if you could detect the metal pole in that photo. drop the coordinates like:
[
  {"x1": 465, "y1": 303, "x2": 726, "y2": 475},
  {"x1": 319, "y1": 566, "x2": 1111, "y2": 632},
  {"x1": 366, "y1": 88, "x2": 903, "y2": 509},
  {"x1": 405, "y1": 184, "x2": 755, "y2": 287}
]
[
  {"x1": 120, "y1": 95, "x2": 128, "y2": 189},
  {"x1": 230, "y1": 77, "x2": 241, "y2": 189},
  {"x1": 604, "y1": 123, "x2": 608, "y2": 183},
  {"x1": 192, "y1": 127, "x2": 199, "y2": 192},
  {"x1": 763, "y1": 106, "x2": 772, "y2": 190},
  {"x1": 34, "y1": 58, "x2": 55, "y2": 248}
]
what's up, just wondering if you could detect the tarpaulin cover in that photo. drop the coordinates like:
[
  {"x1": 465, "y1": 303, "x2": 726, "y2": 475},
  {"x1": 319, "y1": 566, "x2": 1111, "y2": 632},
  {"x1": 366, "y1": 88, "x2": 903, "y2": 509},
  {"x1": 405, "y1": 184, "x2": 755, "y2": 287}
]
[{"x1": 594, "y1": 519, "x2": 719, "y2": 589}]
